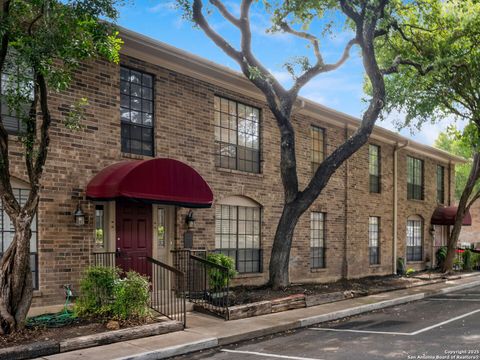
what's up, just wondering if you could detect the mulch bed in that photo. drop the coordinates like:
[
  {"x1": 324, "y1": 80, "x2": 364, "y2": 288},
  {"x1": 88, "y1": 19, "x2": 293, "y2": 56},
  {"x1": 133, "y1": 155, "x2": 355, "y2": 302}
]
[
  {"x1": 230, "y1": 273, "x2": 439, "y2": 306},
  {"x1": 0, "y1": 317, "x2": 157, "y2": 349}
]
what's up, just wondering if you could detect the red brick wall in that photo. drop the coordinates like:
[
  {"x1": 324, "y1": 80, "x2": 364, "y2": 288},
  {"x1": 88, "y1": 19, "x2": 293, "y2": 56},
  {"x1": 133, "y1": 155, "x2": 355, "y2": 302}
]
[{"x1": 5, "y1": 53, "x2": 456, "y2": 307}]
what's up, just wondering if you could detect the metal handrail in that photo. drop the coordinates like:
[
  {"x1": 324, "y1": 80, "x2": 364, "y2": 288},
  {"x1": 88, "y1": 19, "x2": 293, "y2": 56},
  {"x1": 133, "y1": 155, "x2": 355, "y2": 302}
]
[
  {"x1": 146, "y1": 256, "x2": 185, "y2": 276},
  {"x1": 189, "y1": 254, "x2": 229, "y2": 271}
]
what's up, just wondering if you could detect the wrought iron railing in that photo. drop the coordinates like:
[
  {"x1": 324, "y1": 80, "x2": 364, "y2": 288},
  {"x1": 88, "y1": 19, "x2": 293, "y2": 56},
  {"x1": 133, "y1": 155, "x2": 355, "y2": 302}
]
[
  {"x1": 172, "y1": 249, "x2": 207, "y2": 294},
  {"x1": 187, "y1": 254, "x2": 230, "y2": 319},
  {"x1": 93, "y1": 251, "x2": 116, "y2": 267},
  {"x1": 147, "y1": 257, "x2": 186, "y2": 327}
]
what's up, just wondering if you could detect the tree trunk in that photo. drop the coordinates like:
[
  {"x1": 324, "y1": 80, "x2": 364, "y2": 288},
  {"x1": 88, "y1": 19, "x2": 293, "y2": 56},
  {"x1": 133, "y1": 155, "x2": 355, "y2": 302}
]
[
  {"x1": 268, "y1": 204, "x2": 302, "y2": 289},
  {"x1": 442, "y1": 151, "x2": 480, "y2": 273},
  {"x1": 0, "y1": 215, "x2": 34, "y2": 334}
]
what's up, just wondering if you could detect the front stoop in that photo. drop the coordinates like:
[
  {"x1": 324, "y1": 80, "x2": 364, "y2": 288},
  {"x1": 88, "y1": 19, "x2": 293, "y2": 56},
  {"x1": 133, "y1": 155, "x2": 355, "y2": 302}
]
[{"x1": 0, "y1": 320, "x2": 183, "y2": 360}]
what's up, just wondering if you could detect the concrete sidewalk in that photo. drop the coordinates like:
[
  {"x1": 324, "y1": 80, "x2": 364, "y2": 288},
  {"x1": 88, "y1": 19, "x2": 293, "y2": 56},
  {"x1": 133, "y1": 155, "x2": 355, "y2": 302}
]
[{"x1": 38, "y1": 274, "x2": 480, "y2": 360}]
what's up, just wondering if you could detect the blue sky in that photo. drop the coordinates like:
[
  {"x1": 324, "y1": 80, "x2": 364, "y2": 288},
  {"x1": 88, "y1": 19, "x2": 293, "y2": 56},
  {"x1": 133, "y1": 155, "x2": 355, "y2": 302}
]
[{"x1": 117, "y1": 0, "x2": 455, "y2": 146}]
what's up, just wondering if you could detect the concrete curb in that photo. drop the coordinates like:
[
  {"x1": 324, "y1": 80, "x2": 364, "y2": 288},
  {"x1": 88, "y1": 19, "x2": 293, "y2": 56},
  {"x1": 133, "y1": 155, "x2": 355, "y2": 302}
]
[
  {"x1": 116, "y1": 338, "x2": 219, "y2": 360},
  {"x1": 112, "y1": 277, "x2": 480, "y2": 360}
]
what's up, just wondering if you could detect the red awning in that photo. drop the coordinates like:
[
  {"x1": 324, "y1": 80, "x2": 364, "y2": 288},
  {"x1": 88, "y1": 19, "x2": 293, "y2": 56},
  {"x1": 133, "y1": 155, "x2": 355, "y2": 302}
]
[
  {"x1": 431, "y1": 206, "x2": 472, "y2": 226},
  {"x1": 86, "y1": 158, "x2": 213, "y2": 208}
]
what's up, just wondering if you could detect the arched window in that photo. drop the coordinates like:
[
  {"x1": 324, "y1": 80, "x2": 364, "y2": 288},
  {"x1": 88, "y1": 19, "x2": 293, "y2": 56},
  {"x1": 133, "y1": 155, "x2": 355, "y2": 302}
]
[
  {"x1": 215, "y1": 196, "x2": 261, "y2": 273},
  {"x1": 407, "y1": 215, "x2": 423, "y2": 261},
  {"x1": 0, "y1": 178, "x2": 38, "y2": 288}
]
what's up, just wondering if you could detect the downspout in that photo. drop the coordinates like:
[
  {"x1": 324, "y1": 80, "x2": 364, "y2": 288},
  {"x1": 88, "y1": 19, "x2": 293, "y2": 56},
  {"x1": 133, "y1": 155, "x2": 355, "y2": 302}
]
[
  {"x1": 393, "y1": 140, "x2": 409, "y2": 274},
  {"x1": 343, "y1": 124, "x2": 349, "y2": 279}
]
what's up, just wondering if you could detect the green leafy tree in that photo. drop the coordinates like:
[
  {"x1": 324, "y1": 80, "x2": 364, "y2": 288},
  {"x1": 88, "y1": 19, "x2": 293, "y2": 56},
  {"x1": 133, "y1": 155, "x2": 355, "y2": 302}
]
[
  {"x1": 374, "y1": 0, "x2": 480, "y2": 272},
  {"x1": 435, "y1": 131, "x2": 479, "y2": 201},
  {"x1": 0, "y1": 0, "x2": 122, "y2": 333},
  {"x1": 176, "y1": 0, "x2": 433, "y2": 288}
]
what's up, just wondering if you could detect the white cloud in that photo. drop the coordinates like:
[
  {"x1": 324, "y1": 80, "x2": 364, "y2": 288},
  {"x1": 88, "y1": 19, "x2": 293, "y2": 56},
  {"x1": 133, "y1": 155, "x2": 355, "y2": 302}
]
[{"x1": 148, "y1": 1, "x2": 176, "y2": 14}]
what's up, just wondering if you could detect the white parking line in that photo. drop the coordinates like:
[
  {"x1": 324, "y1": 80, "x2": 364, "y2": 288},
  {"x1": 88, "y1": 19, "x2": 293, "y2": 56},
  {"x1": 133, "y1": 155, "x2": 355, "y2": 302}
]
[
  {"x1": 220, "y1": 349, "x2": 323, "y2": 360},
  {"x1": 310, "y1": 308, "x2": 480, "y2": 337},
  {"x1": 428, "y1": 298, "x2": 480, "y2": 301}
]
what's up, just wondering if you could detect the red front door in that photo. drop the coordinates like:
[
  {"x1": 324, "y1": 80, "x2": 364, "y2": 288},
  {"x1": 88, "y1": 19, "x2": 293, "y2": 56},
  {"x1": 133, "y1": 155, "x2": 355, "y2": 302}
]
[{"x1": 116, "y1": 201, "x2": 152, "y2": 277}]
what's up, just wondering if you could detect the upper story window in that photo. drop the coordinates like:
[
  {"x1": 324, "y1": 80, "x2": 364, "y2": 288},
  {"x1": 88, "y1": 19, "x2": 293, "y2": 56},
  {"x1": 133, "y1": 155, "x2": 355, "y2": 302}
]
[
  {"x1": 311, "y1": 126, "x2": 324, "y2": 175},
  {"x1": 369, "y1": 144, "x2": 381, "y2": 193},
  {"x1": 215, "y1": 197, "x2": 262, "y2": 273},
  {"x1": 0, "y1": 188, "x2": 38, "y2": 289},
  {"x1": 214, "y1": 96, "x2": 260, "y2": 173},
  {"x1": 0, "y1": 53, "x2": 34, "y2": 135},
  {"x1": 437, "y1": 165, "x2": 445, "y2": 204},
  {"x1": 407, "y1": 156, "x2": 424, "y2": 200},
  {"x1": 406, "y1": 216, "x2": 423, "y2": 262},
  {"x1": 310, "y1": 212, "x2": 326, "y2": 269},
  {"x1": 120, "y1": 66, "x2": 154, "y2": 156}
]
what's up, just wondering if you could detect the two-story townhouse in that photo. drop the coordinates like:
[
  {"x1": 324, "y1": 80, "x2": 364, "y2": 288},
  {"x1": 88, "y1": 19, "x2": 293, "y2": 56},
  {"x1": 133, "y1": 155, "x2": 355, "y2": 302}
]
[{"x1": 0, "y1": 26, "x2": 465, "y2": 309}]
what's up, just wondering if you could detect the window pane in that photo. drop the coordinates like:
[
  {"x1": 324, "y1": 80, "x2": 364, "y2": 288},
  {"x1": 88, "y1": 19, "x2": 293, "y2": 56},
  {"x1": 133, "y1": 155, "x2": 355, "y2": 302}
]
[
  {"x1": 214, "y1": 96, "x2": 260, "y2": 173},
  {"x1": 120, "y1": 66, "x2": 154, "y2": 156}
]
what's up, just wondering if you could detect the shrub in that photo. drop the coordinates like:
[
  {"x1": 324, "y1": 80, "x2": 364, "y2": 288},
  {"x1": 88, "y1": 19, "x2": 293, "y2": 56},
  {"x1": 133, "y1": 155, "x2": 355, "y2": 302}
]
[
  {"x1": 397, "y1": 257, "x2": 405, "y2": 275},
  {"x1": 75, "y1": 266, "x2": 150, "y2": 320},
  {"x1": 405, "y1": 268, "x2": 415, "y2": 277},
  {"x1": 206, "y1": 253, "x2": 237, "y2": 291},
  {"x1": 453, "y1": 257, "x2": 463, "y2": 270},
  {"x1": 436, "y1": 246, "x2": 447, "y2": 269},
  {"x1": 112, "y1": 271, "x2": 150, "y2": 320},
  {"x1": 75, "y1": 266, "x2": 119, "y2": 318},
  {"x1": 462, "y1": 250, "x2": 474, "y2": 271}
]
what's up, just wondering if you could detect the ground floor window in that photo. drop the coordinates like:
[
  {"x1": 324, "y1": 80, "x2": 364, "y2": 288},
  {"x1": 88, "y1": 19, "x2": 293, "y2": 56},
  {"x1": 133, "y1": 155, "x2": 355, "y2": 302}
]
[
  {"x1": 407, "y1": 217, "x2": 423, "y2": 261},
  {"x1": 215, "y1": 203, "x2": 261, "y2": 273},
  {"x1": 369, "y1": 216, "x2": 380, "y2": 265},
  {"x1": 0, "y1": 188, "x2": 38, "y2": 289},
  {"x1": 310, "y1": 212, "x2": 326, "y2": 269}
]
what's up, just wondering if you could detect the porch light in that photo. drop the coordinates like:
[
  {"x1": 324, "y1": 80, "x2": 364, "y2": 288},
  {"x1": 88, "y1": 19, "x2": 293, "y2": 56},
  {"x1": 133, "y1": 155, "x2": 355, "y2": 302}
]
[
  {"x1": 74, "y1": 204, "x2": 85, "y2": 226},
  {"x1": 185, "y1": 210, "x2": 196, "y2": 230}
]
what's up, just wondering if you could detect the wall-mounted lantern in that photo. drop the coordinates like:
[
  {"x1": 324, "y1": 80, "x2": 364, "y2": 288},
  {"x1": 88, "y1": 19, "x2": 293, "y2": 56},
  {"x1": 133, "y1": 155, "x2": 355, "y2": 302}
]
[
  {"x1": 74, "y1": 204, "x2": 85, "y2": 226},
  {"x1": 185, "y1": 210, "x2": 196, "y2": 230}
]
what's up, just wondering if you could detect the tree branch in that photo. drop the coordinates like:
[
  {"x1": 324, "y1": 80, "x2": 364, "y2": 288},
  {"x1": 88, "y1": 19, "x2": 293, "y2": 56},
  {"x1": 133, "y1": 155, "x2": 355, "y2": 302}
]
[
  {"x1": 381, "y1": 56, "x2": 434, "y2": 75},
  {"x1": 279, "y1": 22, "x2": 323, "y2": 65},
  {"x1": 209, "y1": 0, "x2": 240, "y2": 27}
]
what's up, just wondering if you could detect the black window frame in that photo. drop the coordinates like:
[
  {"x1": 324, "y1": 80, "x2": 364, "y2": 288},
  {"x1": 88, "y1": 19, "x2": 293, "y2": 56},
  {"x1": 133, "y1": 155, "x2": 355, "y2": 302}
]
[
  {"x1": 437, "y1": 165, "x2": 445, "y2": 204},
  {"x1": 215, "y1": 204, "x2": 262, "y2": 274},
  {"x1": 310, "y1": 212, "x2": 326, "y2": 269},
  {"x1": 311, "y1": 125, "x2": 325, "y2": 175},
  {"x1": 368, "y1": 216, "x2": 380, "y2": 265},
  {"x1": 369, "y1": 144, "x2": 381, "y2": 193},
  {"x1": 0, "y1": 53, "x2": 34, "y2": 136},
  {"x1": 120, "y1": 65, "x2": 155, "y2": 157},
  {"x1": 214, "y1": 96, "x2": 261, "y2": 173},
  {"x1": 407, "y1": 218, "x2": 423, "y2": 262},
  {"x1": 0, "y1": 188, "x2": 38, "y2": 289},
  {"x1": 407, "y1": 156, "x2": 424, "y2": 200}
]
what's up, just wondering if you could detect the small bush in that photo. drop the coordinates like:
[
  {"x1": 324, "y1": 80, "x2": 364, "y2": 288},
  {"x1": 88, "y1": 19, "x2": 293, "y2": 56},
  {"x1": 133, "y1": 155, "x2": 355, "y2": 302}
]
[
  {"x1": 206, "y1": 253, "x2": 237, "y2": 291},
  {"x1": 75, "y1": 266, "x2": 150, "y2": 320},
  {"x1": 75, "y1": 266, "x2": 119, "y2": 317},
  {"x1": 405, "y1": 268, "x2": 415, "y2": 277},
  {"x1": 462, "y1": 250, "x2": 473, "y2": 271},
  {"x1": 397, "y1": 257, "x2": 405, "y2": 275},
  {"x1": 436, "y1": 246, "x2": 447, "y2": 269},
  {"x1": 112, "y1": 271, "x2": 150, "y2": 319}
]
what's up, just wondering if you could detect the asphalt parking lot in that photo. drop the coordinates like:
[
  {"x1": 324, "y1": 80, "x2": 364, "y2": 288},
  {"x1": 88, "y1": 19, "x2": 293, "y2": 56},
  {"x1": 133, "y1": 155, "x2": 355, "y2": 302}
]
[{"x1": 182, "y1": 285, "x2": 480, "y2": 360}]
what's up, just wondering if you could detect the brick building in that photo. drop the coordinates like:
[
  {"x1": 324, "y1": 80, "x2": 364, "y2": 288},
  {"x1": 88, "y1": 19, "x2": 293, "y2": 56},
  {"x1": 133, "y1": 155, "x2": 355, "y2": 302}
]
[{"x1": 1, "y1": 27, "x2": 464, "y2": 308}]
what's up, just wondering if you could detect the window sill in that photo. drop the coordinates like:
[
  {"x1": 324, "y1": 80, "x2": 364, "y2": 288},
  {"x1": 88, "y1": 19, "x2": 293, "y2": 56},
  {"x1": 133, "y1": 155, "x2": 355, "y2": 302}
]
[
  {"x1": 406, "y1": 260, "x2": 424, "y2": 264},
  {"x1": 215, "y1": 167, "x2": 263, "y2": 177},
  {"x1": 369, "y1": 264, "x2": 382, "y2": 268},
  {"x1": 33, "y1": 290, "x2": 42, "y2": 298},
  {"x1": 121, "y1": 152, "x2": 154, "y2": 160},
  {"x1": 310, "y1": 267, "x2": 327, "y2": 273},
  {"x1": 407, "y1": 198, "x2": 425, "y2": 203},
  {"x1": 234, "y1": 272, "x2": 264, "y2": 279}
]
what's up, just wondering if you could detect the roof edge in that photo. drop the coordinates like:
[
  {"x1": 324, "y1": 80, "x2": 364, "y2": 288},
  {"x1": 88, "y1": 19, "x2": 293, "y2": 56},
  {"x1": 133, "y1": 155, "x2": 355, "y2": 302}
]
[{"x1": 118, "y1": 26, "x2": 466, "y2": 164}]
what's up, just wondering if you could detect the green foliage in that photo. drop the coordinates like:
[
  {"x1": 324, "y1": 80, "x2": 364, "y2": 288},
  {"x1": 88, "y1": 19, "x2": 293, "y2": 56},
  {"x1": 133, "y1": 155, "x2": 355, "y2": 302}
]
[
  {"x1": 75, "y1": 266, "x2": 119, "y2": 317},
  {"x1": 75, "y1": 266, "x2": 150, "y2": 320},
  {"x1": 453, "y1": 257, "x2": 463, "y2": 270},
  {"x1": 375, "y1": 0, "x2": 480, "y2": 140},
  {"x1": 436, "y1": 246, "x2": 448, "y2": 269},
  {"x1": 462, "y1": 250, "x2": 474, "y2": 271},
  {"x1": 111, "y1": 271, "x2": 150, "y2": 320},
  {"x1": 397, "y1": 257, "x2": 405, "y2": 275},
  {"x1": 206, "y1": 253, "x2": 237, "y2": 291},
  {"x1": 435, "y1": 131, "x2": 480, "y2": 201},
  {"x1": 405, "y1": 268, "x2": 415, "y2": 277}
]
